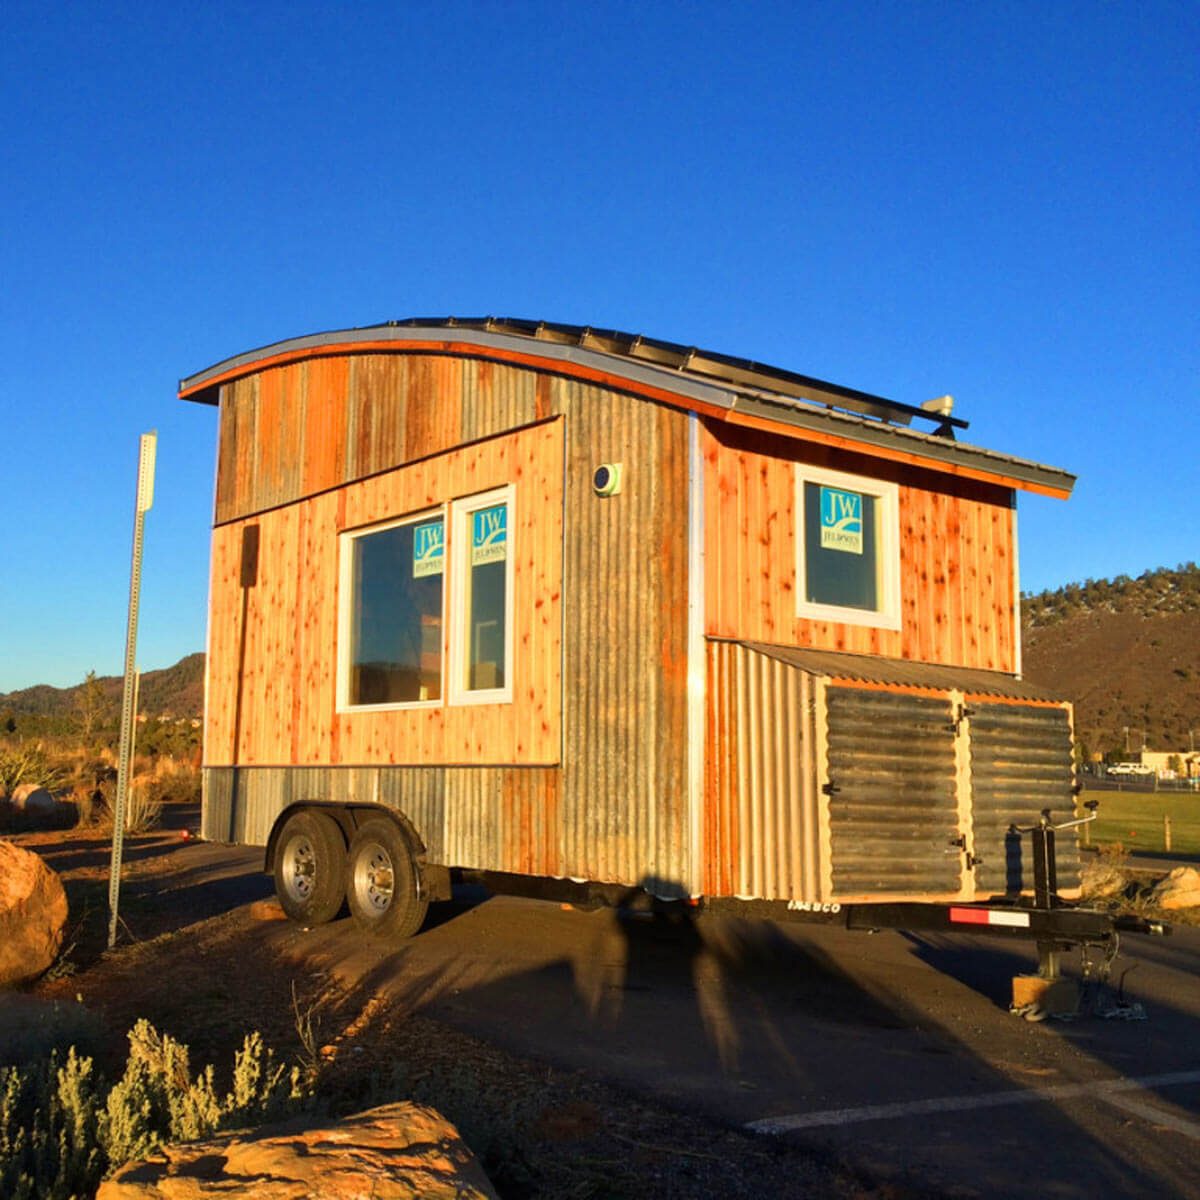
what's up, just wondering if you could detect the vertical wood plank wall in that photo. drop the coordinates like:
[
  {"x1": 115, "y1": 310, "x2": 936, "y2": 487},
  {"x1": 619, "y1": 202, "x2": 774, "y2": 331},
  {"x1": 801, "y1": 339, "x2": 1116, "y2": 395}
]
[
  {"x1": 206, "y1": 419, "x2": 564, "y2": 766},
  {"x1": 204, "y1": 353, "x2": 692, "y2": 888},
  {"x1": 701, "y1": 420, "x2": 1017, "y2": 672}
]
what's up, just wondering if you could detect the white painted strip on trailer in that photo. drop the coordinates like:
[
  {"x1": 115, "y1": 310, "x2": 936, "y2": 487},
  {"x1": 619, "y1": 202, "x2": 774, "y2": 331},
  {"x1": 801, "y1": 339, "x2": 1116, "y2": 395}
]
[
  {"x1": 746, "y1": 1069, "x2": 1200, "y2": 1134},
  {"x1": 1100, "y1": 1091, "x2": 1200, "y2": 1140}
]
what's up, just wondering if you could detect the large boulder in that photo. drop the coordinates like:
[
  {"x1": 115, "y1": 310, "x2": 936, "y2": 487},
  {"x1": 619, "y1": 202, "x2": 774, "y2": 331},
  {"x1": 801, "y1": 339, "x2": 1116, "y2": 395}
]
[
  {"x1": 11, "y1": 783, "x2": 57, "y2": 814},
  {"x1": 97, "y1": 1101, "x2": 498, "y2": 1199},
  {"x1": 0, "y1": 840, "x2": 68, "y2": 987},
  {"x1": 1150, "y1": 866, "x2": 1200, "y2": 911}
]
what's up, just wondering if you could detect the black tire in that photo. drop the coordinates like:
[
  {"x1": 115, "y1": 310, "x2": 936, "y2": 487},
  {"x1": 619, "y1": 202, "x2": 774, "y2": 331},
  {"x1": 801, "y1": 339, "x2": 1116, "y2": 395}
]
[
  {"x1": 345, "y1": 817, "x2": 429, "y2": 939},
  {"x1": 273, "y1": 810, "x2": 346, "y2": 925}
]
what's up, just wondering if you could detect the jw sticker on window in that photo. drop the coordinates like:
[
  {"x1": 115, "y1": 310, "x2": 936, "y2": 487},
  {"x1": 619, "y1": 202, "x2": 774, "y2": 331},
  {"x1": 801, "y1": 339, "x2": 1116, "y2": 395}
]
[
  {"x1": 819, "y1": 486, "x2": 863, "y2": 555},
  {"x1": 412, "y1": 519, "x2": 444, "y2": 578},
  {"x1": 471, "y1": 505, "x2": 507, "y2": 566}
]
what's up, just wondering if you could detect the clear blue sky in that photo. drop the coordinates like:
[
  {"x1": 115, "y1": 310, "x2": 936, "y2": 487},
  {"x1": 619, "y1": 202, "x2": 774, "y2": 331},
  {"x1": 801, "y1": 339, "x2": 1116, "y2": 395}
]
[{"x1": 1, "y1": 2, "x2": 1196, "y2": 691}]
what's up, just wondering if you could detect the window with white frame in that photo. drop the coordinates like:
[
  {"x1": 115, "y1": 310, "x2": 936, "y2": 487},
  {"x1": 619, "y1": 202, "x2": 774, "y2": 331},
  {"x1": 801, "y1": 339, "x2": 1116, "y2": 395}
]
[
  {"x1": 340, "y1": 510, "x2": 446, "y2": 708},
  {"x1": 795, "y1": 465, "x2": 900, "y2": 630},
  {"x1": 449, "y1": 486, "x2": 514, "y2": 703},
  {"x1": 337, "y1": 486, "x2": 516, "y2": 712}
]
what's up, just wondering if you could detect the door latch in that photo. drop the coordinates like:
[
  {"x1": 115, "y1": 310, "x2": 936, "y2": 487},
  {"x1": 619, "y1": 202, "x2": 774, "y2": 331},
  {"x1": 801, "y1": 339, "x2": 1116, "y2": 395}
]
[
  {"x1": 947, "y1": 834, "x2": 984, "y2": 869},
  {"x1": 948, "y1": 703, "x2": 974, "y2": 735}
]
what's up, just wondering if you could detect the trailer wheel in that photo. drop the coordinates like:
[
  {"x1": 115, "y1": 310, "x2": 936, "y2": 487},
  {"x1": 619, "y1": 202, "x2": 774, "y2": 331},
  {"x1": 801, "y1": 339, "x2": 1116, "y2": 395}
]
[
  {"x1": 273, "y1": 810, "x2": 346, "y2": 925},
  {"x1": 346, "y1": 818, "x2": 429, "y2": 939}
]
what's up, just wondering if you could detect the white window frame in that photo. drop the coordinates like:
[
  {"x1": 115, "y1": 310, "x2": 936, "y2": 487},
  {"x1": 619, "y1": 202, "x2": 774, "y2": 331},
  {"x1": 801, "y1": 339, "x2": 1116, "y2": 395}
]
[
  {"x1": 336, "y1": 507, "x2": 447, "y2": 713},
  {"x1": 795, "y1": 464, "x2": 901, "y2": 631},
  {"x1": 448, "y1": 484, "x2": 515, "y2": 707}
]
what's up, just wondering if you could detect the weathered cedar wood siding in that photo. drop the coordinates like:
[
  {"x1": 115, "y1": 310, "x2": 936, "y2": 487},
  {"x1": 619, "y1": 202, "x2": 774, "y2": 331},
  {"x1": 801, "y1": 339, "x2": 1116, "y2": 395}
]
[
  {"x1": 204, "y1": 354, "x2": 690, "y2": 887},
  {"x1": 701, "y1": 421, "x2": 1016, "y2": 672}
]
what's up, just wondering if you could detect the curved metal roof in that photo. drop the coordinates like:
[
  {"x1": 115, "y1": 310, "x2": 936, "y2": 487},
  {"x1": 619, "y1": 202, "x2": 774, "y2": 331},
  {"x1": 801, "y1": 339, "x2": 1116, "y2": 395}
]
[{"x1": 178, "y1": 316, "x2": 1074, "y2": 497}]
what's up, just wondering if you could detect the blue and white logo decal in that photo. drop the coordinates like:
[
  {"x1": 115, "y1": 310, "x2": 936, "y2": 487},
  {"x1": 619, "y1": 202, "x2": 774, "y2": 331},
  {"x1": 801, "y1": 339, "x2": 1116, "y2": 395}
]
[
  {"x1": 471, "y1": 504, "x2": 507, "y2": 566},
  {"x1": 819, "y1": 486, "x2": 863, "y2": 554},
  {"x1": 412, "y1": 519, "x2": 444, "y2": 577}
]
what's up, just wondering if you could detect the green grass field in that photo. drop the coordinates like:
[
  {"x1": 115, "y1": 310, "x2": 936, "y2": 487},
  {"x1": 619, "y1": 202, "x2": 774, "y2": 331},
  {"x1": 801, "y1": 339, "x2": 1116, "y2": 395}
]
[{"x1": 1079, "y1": 788, "x2": 1200, "y2": 855}]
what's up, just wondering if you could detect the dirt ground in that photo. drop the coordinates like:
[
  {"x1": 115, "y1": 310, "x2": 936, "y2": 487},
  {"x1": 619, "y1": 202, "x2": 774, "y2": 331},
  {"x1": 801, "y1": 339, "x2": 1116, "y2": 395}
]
[{"x1": 9, "y1": 806, "x2": 936, "y2": 1200}]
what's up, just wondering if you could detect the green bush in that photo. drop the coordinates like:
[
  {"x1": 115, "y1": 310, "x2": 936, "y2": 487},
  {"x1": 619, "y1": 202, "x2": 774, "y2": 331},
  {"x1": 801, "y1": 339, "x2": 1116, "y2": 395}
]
[{"x1": 0, "y1": 1021, "x2": 311, "y2": 1198}]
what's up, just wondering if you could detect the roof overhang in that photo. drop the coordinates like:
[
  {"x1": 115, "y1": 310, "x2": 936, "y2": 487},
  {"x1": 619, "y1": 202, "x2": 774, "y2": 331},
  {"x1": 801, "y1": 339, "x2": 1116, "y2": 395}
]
[
  {"x1": 740, "y1": 642, "x2": 1064, "y2": 703},
  {"x1": 179, "y1": 319, "x2": 1075, "y2": 499}
]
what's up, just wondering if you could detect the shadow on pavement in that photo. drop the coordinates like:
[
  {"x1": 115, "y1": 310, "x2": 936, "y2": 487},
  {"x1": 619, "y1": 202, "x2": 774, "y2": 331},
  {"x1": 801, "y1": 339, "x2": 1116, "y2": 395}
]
[{"x1": 248, "y1": 881, "x2": 1200, "y2": 1200}]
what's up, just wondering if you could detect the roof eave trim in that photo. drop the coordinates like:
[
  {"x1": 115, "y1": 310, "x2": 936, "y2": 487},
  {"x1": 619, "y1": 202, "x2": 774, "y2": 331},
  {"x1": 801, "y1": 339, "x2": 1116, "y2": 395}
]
[{"x1": 179, "y1": 325, "x2": 1074, "y2": 498}]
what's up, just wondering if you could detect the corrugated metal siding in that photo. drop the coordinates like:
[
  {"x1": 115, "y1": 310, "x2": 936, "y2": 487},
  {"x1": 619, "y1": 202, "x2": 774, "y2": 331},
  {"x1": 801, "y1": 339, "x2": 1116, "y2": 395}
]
[
  {"x1": 459, "y1": 359, "x2": 541, "y2": 441},
  {"x1": 968, "y1": 703, "x2": 1080, "y2": 896},
  {"x1": 203, "y1": 766, "x2": 447, "y2": 859},
  {"x1": 557, "y1": 379, "x2": 691, "y2": 894},
  {"x1": 704, "y1": 641, "x2": 821, "y2": 901},
  {"x1": 443, "y1": 771, "x2": 502, "y2": 871},
  {"x1": 216, "y1": 355, "x2": 550, "y2": 526},
  {"x1": 825, "y1": 687, "x2": 961, "y2": 896}
]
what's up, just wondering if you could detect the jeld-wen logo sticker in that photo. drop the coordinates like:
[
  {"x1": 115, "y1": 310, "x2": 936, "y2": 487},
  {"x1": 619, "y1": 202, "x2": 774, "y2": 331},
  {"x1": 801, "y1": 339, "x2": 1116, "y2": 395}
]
[
  {"x1": 471, "y1": 504, "x2": 507, "y2": 566},
  {"x1": 819, "y1": 486, "x2": 863, "y2": 554},
  {"x1": 412, "y1": 520, "x2": 444, "y2": 577}
]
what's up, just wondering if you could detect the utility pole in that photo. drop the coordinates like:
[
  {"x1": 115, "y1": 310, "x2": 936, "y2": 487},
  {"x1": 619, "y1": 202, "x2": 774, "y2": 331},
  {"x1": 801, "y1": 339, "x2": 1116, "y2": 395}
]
[{"x1": 108, "y1": 431, "x2": 156, "y2": 950}]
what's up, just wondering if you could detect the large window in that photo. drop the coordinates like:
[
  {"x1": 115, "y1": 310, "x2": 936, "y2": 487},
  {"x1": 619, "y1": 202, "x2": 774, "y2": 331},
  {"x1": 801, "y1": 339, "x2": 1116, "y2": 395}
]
[
  {"x1": 340, "y1": 512, "x2": 445, "y2": 708},
  {"x1": 338, "y1": 486, "x2": 515, "y2": 711},
  {"x1": 795, "y1": 465, "x2": 900, "y2": 630}
]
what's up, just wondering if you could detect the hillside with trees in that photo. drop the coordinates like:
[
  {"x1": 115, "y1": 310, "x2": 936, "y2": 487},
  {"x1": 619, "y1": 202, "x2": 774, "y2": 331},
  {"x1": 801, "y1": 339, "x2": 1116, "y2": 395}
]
[
  {"x1": 0, "y1": 653, "x2": 204, "y2": 743},
  {"x1": 1021, "y1": 563, "x2": 1200, "y2": 760}
]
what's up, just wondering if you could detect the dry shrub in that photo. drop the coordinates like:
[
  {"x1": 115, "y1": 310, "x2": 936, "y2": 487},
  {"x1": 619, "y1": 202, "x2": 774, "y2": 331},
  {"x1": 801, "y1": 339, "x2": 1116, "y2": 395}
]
[
  {"x1": 143, "y1": 762, "x2": 201, "y2": 807},
  {"x1": 124, "y1": 778, "x2": 163, "y2": 833},
  {"x1": 1081, "y1": 843, "x2": 1131, "y2": 900},
  {"x1": 72, "y1": 778, "x2": 162, "y2": 834},
  {"x1": 0, "y1": 1021, "x2": 311, "y2": 1199},
  {"x1": 0, "y1": 742, "x2": 69, "y2": 799}
]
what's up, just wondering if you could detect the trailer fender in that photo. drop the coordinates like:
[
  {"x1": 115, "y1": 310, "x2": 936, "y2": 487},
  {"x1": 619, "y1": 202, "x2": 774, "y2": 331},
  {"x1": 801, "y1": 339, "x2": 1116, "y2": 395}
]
[{"x1": 263, "y1": 802, "x2": 447, "y2": 898}]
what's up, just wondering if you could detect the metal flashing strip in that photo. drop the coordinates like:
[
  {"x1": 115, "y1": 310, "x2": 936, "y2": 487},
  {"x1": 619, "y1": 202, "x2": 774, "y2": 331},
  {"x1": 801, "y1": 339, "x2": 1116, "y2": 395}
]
[
  {"x1": 730, "y1": 392, "x2": 1073, "y2": 495},
  {"x1": 178, "y1": 319, "x2": 1075, "y2": 496},
  {"x1": 179, "y1": 323, "x2": 740, "y2": 410},
  {"x1": 735, "y1": 641, "x2": 1063, "y2": 702},
  {"x1": 686, "y1": 414, "x2": 706, "y2": 897}
]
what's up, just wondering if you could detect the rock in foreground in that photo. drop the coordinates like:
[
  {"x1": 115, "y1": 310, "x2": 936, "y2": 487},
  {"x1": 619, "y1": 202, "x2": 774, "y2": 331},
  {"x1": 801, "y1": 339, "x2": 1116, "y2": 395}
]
[
  {"x1": 0, "y1": 840, "x2": 68, "y2": 987},
  {"x1": 98, "y1": 1100, "x2": 498, "y2": 1199},
  {"x1": 1151, "y1": 866, "x2": 1200, "y2": 911}
]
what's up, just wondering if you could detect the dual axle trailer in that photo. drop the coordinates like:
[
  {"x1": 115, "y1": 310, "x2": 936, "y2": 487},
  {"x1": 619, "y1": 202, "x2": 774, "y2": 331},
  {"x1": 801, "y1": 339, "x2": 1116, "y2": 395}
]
[{"x1": 180, "y1": 318, "x2": 1164, "y2": 978}]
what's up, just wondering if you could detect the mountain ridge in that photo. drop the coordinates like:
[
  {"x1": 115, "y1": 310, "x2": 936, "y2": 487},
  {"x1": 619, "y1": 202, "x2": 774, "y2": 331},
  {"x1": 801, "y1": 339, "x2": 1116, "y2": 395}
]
[{"x1": 0, "y1": 654, "x2": 204, "y2": 730}]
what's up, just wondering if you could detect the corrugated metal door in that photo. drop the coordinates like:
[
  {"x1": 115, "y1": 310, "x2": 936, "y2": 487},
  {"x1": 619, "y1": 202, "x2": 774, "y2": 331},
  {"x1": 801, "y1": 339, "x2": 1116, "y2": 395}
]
[
  {"x1": 967, "y1": 702, "x2": 1080, "y2": 897},
  {"x1": 824, "y1": 686, "x2": 962, "y2": 897}
]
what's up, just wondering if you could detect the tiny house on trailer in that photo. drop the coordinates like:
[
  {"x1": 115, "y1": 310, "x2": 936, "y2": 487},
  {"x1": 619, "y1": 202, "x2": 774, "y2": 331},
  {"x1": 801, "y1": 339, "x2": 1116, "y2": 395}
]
[{"x1": 180, "y1": 317, "x2": 1093, "y2": 942}]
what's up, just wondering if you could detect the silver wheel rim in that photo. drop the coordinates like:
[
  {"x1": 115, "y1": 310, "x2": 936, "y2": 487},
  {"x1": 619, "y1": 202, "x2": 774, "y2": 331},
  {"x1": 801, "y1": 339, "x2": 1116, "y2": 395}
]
[
  {"x1": 282, "y1": 835, "x2": 317, "y2": 904},
  {"x1": 353, "y1": 841, "x2": 395, "y2": 915}
]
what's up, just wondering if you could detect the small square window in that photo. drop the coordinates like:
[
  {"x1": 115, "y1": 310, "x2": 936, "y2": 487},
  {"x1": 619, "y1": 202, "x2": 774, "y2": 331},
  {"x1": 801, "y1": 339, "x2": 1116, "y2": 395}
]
[{"x1": 795, "y1": 466, "x2": 900, "y2": 630}]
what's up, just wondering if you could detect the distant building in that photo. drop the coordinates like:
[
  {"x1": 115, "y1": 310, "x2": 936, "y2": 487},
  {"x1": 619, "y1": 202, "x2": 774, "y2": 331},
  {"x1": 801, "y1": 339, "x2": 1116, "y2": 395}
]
[{"x1": 1136, "y1": 750, "x2": 1200, "y2": 779}]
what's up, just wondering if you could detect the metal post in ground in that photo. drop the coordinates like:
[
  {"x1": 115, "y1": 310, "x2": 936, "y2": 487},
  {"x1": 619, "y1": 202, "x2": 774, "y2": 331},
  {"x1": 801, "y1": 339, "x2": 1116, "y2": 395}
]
[{"x1": 107, "y1": 431, "x2": 156, "y2": 950}]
